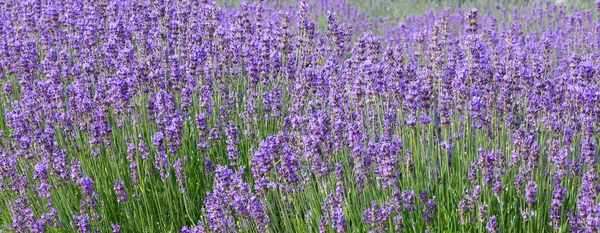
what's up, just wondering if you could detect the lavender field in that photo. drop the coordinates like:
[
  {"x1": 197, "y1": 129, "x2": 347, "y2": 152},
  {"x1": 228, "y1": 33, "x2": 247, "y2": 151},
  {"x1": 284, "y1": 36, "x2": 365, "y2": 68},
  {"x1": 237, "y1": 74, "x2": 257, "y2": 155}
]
[{"x1": 0, "y1": 0, "x2": 599, "y2": 232}]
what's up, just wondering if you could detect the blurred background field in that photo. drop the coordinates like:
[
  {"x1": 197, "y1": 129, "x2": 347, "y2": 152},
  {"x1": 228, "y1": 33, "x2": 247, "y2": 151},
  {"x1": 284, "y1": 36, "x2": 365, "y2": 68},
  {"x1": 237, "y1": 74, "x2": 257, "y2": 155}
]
[
  {"x1": 221, "y1": 0, "x2": 597, "y2": 20},
  {"x1": 348, "y1": 0, "x2": 595, "y2": 19}
]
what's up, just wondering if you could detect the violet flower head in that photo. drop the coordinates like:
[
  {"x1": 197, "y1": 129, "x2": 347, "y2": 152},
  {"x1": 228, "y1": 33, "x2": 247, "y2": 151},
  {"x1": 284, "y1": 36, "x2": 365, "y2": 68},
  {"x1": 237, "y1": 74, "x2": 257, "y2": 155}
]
[
  {"x1": 111, "y1": 223, "x2": 122, "y2": 233},
  {"x1": 181, "y1": 221, "x2": 207, "y2": 233},
  {"x1": 73, "y1": 215, "x2": 90, "y2": 233},
  {"x1": 394, "y1": 214, "x2": 404, "y2": 232},
  {"x1": 550, "y1": 186, "x2": 566, "y2": 230},
  {"x1": 362, "y1": 200, "x2": 393, "y2": 233},
  {"x1": 486, "y1": 216, "x2": 499, "y2": 233},
  {"x1": 173, "y1": 158, "x2": 187, "y2": 194},
  {"x1": 113, "y1": 179, "x2": 127, "y2": 203},
  {"x1": 126, "y1": 142, "x2": 136, "y2": 161},
  {"x1": 478, "y1": 204, "x2": 488, "y2": 222},
  {"x1": 152, "y1": 131, "x2": 165, "y2": 152},
  {"x1": 34, "y1": 161, "x2": 49, "y2": 181},
  {"x1": 130, "y1": 161, "x2": 139, "y2": 187},
  {"x1": 225, "y1": 121, "x2": 240, "y2": 167},
  {"x1": 71, "y1": 159, "x2": 84, "y2": 183},
  {"x1": 79, "y1": 177, "x2": 97, "y2": 197},
  {"x1": 403, "y1": 190, "x2": 417, "y2": 212},
  {"x1": 138, "y1": 140, "x2": 150, "y2": 160},
  {"x1": 525, "y1": 181, "x2": 537, "y2": 205},
  {"x1": 323, "y1": 192, "x2": 346, "y2": 233},
  {"x1": 373, "y1": 139, "x2": 398, "y2": 189},
  {"x1": 459, "y1": 200, "x2": 468, "y2": 224},
  {"x1": 204, "y1": 165, "x2": 269, "y2": 232}
]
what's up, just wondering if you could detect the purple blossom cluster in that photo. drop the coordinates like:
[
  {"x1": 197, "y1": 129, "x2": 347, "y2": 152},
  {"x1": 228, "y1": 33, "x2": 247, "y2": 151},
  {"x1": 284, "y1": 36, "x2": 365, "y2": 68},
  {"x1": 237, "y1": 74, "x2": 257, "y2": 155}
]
[{"x1": 0, "y1": 0, "x2": 599, "y2": 232}]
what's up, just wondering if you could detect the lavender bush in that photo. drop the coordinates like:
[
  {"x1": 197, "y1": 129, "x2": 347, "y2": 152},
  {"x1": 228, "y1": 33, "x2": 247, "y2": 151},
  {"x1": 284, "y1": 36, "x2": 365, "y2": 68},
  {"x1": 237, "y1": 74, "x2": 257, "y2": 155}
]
[{"x1": 0, "y1": 0, "x2": 599, "y2": 232}]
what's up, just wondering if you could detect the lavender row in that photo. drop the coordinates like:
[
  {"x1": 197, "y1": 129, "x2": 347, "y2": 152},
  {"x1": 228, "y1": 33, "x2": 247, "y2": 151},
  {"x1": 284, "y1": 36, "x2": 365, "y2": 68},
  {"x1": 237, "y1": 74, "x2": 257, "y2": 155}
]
[{"x1": 0, "y1": 0, "x2": 600, "y2": 232}]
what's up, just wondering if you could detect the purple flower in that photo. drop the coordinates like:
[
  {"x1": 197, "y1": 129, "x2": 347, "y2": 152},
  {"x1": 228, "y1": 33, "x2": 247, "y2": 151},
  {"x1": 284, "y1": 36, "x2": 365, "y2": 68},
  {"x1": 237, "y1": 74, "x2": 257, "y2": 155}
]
[
  {"x1": 37, "y1": 182, "x2": 51, "y2": 198},
  {"x1": 225, "y1": 121, "x2": 240, "y2": 167},
  {"x1": 126, "y1": 142, "x2": 136, "y2": 161},
  {"x1": 362, "y1": 201, "x2": 393, "y2": 233},
  {"x1": 550, "y1": 186, "x2": 566, "y2": 230},
  {"x1": 403, "y1": 190, "x2": 417, "y2": 212},
  {"x1": 466, "y1": 186, "x2": 481, "y2": 209},
  {"x1": 111, "y1": 223, "x2": 122, "y2": 233},
  {"x1": 196, "y1": 113, "x2": 210, "y2": 150},
  {"x1": 138, "y1": 140, "x2": 150, "y2": 160},
  {"x1": 196, "y1": 113, "x2": 208, "y2": 132},
  {"x1": 181, "y1": 221, "x2": 207, "y2": 233},
  {"x1": 34, "y1": 161, "x2": 49, "y2": 181},
  {"x1": 130, "y1": 162, "x2": 139, "y2": 187},
  {"x1": 152, "y1": 132, "x2": 165, "y2": 152},
  {"x1": 486, "y1": 216, "x2": 499, "y2": 233},
  {"x1": 71, "y1": 159, "x2": 84, "y2": 184},
  {"x1": 319, "y1": 216, "x2": 328, "y2": 233},
  {"x1": 204, "y1": 156, "x2": 214, "y2": 175},
  {"x1": 4, "y1": 81, "x2": 12, "y2": 96},
  {"x1": 79, "y1": 177, "x2": 96, "y2": 197},
  {"x1": 323, "y1": 192, "x2": 346, "y2": 233},
  {"x1": 394, "y1": 214, "x2": 404, "y2": 232},
  {"x1": 113, "y1": 180, "x2": 127, "y2": 203},
  {"x1": 166, "y1": 111, "x2": 183, "y2": 154},
  {"x1": 459, "y1": 200, "x2": 468, "y2": 224},
  {"x1": 52, "y1": 150, "x2": 68, "y2": 180},
  {"x1": 420, "y1": 191, "x2": 437, "y2": 225},
  {"x1": 173, "y1": 158, "x2": 187, "y2": 194},
  {"x1": 277, "y1": 143, "x2": 301, "y2": 195},
  {"x1": 73, "y1": 215, "x2": 90, "y2": 233},
  {"x1": 478, "y1": 204, "x2": 488, "y2": 222},
  {"x1": 204, "y1": 166, "x2": 269, "y2": 232},
  {"x1": 521, "y1": 208, "x2": 534, "y2": 221},
  {"x1": 373, "y1": 139, "x2": 399, "y2": 189},
  {"x1": 525, "y1": 181, "x2": 537, "y2": 205},
  {"x1": 155, "y1": 151, "x2": 170, "y2": 180},
  {"x1": 251, "y1": 134, "x2": 281, "y2": 195},
  {"x1": 405, "y1": 148, "x2": 415, "y2": 172}
]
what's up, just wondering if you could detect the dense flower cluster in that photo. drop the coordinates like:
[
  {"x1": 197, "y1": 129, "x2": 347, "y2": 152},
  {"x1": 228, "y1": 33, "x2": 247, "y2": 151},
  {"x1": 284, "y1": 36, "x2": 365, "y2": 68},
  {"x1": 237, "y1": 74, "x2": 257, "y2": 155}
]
[{"x1": 0, "y1": 0, "x2": 599, "y2": 232}]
